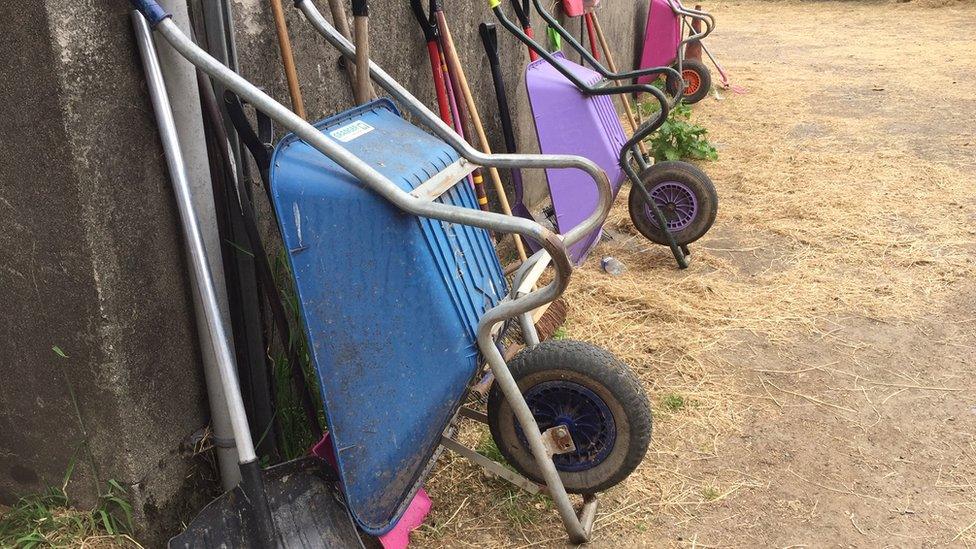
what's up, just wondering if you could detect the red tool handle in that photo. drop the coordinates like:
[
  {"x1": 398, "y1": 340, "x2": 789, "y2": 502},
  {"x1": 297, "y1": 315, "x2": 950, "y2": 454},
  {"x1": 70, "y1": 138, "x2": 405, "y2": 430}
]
[
  {"x1": 584, "y1": 12, "x2": 599, "y2": 60},
  {"x1": 524, "y1": 26, "x2": 539, "y2": 61},
  {"x1": 425, "y1": 41, "x2": 452, "y2": 125}
]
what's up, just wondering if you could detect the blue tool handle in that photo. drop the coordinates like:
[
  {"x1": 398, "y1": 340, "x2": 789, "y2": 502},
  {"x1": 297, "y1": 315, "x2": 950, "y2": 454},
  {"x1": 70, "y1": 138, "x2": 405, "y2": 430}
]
[{"x1": 130, "y1": 0, "x2": 172, "y2": 26}]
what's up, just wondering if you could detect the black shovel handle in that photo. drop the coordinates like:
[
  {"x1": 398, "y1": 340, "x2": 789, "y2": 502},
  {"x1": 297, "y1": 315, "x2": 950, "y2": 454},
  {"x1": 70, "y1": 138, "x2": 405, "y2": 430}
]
[
  {"x1": 479, "y1": 23, "x2": 517, "y2": 155},
  {"x1": 410, "y1": 0, "x2": 438, "y2": 41}
]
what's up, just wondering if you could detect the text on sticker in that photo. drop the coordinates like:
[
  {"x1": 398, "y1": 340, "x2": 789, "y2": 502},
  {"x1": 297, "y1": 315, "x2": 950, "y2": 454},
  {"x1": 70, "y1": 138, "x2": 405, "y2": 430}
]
[{"x1": 330, "y1": 120, "x2": 375, "y2": 143}]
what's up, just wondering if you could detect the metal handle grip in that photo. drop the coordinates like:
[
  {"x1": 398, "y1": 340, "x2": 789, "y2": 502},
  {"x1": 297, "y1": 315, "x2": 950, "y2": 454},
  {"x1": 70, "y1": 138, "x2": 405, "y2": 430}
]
[
  {"x1": 147, "y1": 13, "x2": 578, "y2": 333},
  {"x1": 129, "y1": 0, "x2": 171, "y2": 26},
  {"x1": 672, "y1": 0, "x2": 715, "y2": 42}
]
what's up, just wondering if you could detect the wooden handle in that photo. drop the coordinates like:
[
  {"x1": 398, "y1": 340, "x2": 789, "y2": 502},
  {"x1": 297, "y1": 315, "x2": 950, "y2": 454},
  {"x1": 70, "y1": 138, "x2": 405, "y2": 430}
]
[
  {"x1": 435, "y1": 11, "x2": 528, "y2": 261},
  {"x1": 324, "y1": 0, "x2": 366, "y2": 100},
  {"x1": 591, "y1": 13, "x2": 648, "y2": 158},
  {"x1": 270, "y1": 0, "x2": 306, "y2": 119},
  {"x1": 353, "y1": 16, "x2": 372, "y2": 104}
]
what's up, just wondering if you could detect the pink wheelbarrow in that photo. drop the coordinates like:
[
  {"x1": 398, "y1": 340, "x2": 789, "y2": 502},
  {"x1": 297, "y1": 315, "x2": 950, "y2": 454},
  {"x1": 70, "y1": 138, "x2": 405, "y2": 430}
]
[{"x1": 638, "y1": 0, "x2": 716, "y2": 104}]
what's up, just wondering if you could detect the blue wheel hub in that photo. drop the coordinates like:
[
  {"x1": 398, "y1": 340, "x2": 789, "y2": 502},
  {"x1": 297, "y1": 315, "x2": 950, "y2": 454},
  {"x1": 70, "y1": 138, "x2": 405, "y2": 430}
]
[{"x1": 516, "y1": 381, "x2": 616, "y2": 472}]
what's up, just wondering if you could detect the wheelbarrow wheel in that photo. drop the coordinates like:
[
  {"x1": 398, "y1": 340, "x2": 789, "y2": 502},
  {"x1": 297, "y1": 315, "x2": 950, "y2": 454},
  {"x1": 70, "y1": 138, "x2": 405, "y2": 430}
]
[
  {"x1": 667, "y1": 59, "x2": 711, "y2": 104},
  {"x1": 487, "y1": 339, "x2": 652, "y2": 494},
  {"x1": 628, "y1": 161, "x2": 717, "y2": 247}
]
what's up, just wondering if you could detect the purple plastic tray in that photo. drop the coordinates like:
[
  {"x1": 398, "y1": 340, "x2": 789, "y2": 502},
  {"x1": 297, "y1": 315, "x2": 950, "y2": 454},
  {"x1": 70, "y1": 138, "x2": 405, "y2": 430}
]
[{"x1": 524, "y1": 52, "x2": 628, "y2": 264}]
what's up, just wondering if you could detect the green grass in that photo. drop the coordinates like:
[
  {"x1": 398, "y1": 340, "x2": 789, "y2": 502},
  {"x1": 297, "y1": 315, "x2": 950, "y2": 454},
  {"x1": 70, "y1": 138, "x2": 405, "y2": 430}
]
[
  {"x1": 475, "y1": 432, "x2": 554, "y2": 528},
  {"x1": 270, "y1": 252, "x2": 325, "y2": 461},
  {"x1": 660, "y1": 393, "x2": 687, "y2": 412},
  {"x1": 0, "y1": 473, "x2": 138, "y2": 548},
  {"x1": 500, "y1": 489, "x2": 549, "y2": 529},
  {"x1": 2, "y1": 349, "x2": 140, "y2": 547},
  {"x1": 702, "y1": 485, "x2": 721, "y2": 501},
  {"x1": 476, "y1": 432, "x2": 508, "y2": 465}
]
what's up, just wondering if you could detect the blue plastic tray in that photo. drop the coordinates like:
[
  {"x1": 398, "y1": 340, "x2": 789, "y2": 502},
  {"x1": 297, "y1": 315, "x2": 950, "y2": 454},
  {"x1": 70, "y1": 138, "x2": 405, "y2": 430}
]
[{"x1": 269, "y1": 99, "x2": 507, "y2": 534}]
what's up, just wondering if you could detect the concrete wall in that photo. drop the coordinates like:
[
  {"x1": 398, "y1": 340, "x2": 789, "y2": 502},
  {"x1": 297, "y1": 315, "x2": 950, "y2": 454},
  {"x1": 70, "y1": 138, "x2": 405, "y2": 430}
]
[
  {"x1": 0, "y1": 0, "x2": 213, "y2": 543},
  {"x1": 0, "y1": 0, "x2": 646, "y2": 542}
]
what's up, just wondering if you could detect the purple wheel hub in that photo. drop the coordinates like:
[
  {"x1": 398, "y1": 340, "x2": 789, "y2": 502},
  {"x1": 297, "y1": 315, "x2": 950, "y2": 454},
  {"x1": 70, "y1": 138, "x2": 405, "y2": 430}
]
[{"x1": 644, "y1": 180, "x2": 698, "y2": 232}]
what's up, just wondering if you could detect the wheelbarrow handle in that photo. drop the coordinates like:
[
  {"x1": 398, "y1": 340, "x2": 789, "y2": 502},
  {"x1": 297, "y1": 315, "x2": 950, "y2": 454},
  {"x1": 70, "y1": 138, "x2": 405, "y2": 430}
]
[
  {"x1": 523, "y1": 0, "x2": 680, "y2": 83},
  {"x1": 491, "y1": 5, "x2": 671, "y2": 136},
  {"x1": 129, "y1": 0, "x2": 171, "y2": 26},
  {"x1": 669, "y1": 0, "x2": 715, "y2": 41},
  {"x1": 137, "y1": 10, "x2": 585, "y2": 337},
  {"x1": 294, "y1": 0, "x2": 612, "y2": 250}
]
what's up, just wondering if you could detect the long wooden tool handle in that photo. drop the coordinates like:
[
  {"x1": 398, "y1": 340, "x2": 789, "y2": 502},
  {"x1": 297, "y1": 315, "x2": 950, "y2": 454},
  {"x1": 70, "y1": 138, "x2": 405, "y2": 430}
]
[
  {"x1": 270, "y1": 0, "x2": 306, "y2": 118},
  {"x1": 353, "y1": 17, "x2": 371, "y2": 103},
  {"x1": 325, "y1": 0, "x2": 367, "y2": 99},
  {"x1": 435, "y1": 10, "x2": 528, "y2": 261},
  {"x1": 591, "y1": 13, "x2": 648, "y2": 158},
  {"x1": 583, "y1": 13, "x2": 599, "y2": 60},
  {"x1": 351, "y1": 0, "x2": 374, "y2": 104}
]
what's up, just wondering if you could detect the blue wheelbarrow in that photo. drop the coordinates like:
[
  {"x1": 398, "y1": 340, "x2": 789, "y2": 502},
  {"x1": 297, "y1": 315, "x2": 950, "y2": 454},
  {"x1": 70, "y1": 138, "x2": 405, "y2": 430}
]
[{"x1": 132, "y1": 0, "x2": 652, "y2": 544}]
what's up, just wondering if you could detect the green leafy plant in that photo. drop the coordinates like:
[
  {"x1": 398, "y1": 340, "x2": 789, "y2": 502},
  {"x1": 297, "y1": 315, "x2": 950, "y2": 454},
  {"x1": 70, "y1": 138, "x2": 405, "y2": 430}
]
[{"x1": 638, "y1": 100, "x2": 718, "y2": 163}]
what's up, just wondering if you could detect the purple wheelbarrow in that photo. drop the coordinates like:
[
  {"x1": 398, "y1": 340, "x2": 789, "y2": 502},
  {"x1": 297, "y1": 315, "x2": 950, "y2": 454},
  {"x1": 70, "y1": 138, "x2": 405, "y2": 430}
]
[
  {"x1": 493, "y1": 0, "x2": 718, "y2": 268},
  {"x1": 638, "y1": 0, "x2": 716, "y2": 104}
]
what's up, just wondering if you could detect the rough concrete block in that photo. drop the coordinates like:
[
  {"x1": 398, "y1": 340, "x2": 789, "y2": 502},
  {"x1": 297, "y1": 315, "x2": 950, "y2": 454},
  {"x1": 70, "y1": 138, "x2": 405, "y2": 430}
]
[{"x1": 0, "y1": 0, "x2": 212, "y2": 543}]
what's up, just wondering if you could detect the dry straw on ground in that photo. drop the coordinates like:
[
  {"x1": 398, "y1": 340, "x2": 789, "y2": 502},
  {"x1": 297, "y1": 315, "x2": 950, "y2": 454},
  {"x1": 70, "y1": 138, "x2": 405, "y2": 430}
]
[{"x1": 418, "y1": 0, "x2": 976, "y2": 545}]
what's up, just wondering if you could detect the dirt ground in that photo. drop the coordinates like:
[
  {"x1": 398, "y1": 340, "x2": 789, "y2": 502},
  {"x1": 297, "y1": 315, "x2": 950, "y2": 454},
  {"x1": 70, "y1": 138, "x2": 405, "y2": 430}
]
[{"x1": 416, "y1": 1, "x2": 976, "y2": 547}]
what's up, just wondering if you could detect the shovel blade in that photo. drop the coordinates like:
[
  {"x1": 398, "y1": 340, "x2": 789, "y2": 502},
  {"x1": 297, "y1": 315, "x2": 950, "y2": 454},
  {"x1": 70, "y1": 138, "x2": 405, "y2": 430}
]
[{"x1": 169, "y1": 457, "x2": 363, "y2": 548}]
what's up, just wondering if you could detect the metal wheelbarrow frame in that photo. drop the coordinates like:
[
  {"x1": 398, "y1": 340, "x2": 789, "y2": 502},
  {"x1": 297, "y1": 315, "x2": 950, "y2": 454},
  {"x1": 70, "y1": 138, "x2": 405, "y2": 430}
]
[
  {"x1": 295, "y1": 4, "x2": 652, "y2": 542},
  {"x1": 492, "y1": 0, "x2": 719, "y2": 269},
  {"x1": 132, "y1": 0, "x2": 642, "y2": 543}
]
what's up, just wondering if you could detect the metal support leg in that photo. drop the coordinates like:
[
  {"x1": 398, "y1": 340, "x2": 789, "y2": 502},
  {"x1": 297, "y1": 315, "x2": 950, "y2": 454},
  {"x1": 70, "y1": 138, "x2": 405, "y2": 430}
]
[
  {"x1": 520, "y1": 312, "x2": 541, "y2": 347},
  {"x1": 623, "y1": 155, "x2": 690, "y2": 269}
]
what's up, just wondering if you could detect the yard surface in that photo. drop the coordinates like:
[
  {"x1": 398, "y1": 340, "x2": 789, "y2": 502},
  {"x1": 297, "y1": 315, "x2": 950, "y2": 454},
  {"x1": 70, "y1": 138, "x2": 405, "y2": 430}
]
[{"x1": 418, "y1": 1, "x2": 976, "y2": 546}]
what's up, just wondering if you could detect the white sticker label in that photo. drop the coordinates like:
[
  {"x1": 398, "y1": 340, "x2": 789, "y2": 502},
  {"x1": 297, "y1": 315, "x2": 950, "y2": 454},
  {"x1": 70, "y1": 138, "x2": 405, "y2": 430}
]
[{"x1": 329, "y1": 120, "x2": 374, "y2": 143}]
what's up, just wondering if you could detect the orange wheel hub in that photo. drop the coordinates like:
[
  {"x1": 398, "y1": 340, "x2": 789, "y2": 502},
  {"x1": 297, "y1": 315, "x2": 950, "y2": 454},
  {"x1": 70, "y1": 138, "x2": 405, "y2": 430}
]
[{"x1": 682, "y1": 69, "x2": 702, "y2": 95}]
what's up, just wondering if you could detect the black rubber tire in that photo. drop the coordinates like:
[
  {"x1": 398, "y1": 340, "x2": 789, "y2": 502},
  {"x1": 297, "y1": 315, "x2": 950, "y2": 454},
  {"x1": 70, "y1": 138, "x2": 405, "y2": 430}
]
[
  {"x1": 628, "y1": 161, "x2": 718, "y2": 247},
  {"x1": 666, "y1": 59, "x2": 712, "y2": 104},
  {"x1": 487, "y1": 339, "x2": 652, "y2": 494}
]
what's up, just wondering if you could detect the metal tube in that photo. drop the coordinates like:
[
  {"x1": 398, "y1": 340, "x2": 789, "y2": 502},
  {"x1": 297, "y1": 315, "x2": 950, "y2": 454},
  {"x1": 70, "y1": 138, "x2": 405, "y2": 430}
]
[
  {"x1": 520, "y1": 313, "x2": 540, "y2": 347},
  {"x1": 475, "y1": 316, "x2": 587, "y2": 542},
  {"x1": 137, "y1": 3, "x2": 242, "y2": 488},
  {"x1": 153, "y1": 17, "x2": 573, "y2": 331},
  {"x1": 133, "y1": 13, "x2": 257, "y2": 464},
  {"x1": 295, "y1": 0, "x2": 611, "y2": 250}
]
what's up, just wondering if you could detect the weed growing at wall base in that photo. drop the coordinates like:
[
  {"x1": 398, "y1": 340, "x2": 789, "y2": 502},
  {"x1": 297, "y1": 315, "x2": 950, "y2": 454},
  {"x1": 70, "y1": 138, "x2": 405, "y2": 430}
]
[
  {"x1": 639, "y1": 98, "x2": 719, "y2": 163},
  {"x1": 0, "y1": 475, "x2": 139, "y2": 548}
]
